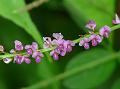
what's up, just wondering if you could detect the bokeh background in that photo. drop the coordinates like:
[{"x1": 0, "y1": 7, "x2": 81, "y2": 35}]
[{"x1": 0, "y1": 0, "x2": 120, "y2": 89}]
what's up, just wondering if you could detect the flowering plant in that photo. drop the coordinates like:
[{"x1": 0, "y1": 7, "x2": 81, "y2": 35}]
[
  {"x1": 0, "y1": 0, "x2": 120, "y2": 89},
  {"x1": 0, "y1": 15, "x2": 119, "y2": 64}
]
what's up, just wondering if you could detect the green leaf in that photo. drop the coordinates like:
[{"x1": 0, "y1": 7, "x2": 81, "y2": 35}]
[
  {"x1": 0, "y1": 1, "x2": 58, "y2": 89},
  {"x1": 112, "y1": 79, "x2": 120, "y2": 89},
  {"x1": 64, "y1": 0, "x2": 115, "y2": 31},
  {"x1": 0, "y1": 0, "x2": 43, "y2": 46},
  {"x1": 0, "y1": 0, "x2": 53, "y2": 62},
  {"x1": 63, "y1": 49, "x2": 116, "y2": 89}
]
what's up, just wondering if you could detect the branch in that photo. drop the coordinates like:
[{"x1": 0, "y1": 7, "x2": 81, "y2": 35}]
[{"x1": 14, "y1": 0, "x2": 49, "y2": 13}]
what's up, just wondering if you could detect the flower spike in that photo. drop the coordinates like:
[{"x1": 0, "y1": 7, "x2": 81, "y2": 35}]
[{"x1": 0, "y1": 14, "x2": 119, "y2": 64}]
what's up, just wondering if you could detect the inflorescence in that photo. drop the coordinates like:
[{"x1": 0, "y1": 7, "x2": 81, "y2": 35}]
[{"x1": 0, "y1": 14, "x2": 120, "y2": 64}]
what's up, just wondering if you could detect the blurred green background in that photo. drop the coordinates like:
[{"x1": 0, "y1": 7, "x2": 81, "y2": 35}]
[{"x1": 0, "y1": 0, "x2": 120, "y2": 89}]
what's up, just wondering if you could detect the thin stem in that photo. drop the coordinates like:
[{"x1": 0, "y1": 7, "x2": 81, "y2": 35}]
[
  {"x1": 40, "y1": 47, "x2": 56, "y2": 53},
  {"x1": 111, "y1": 24, "x2": 120, "y2": 31},
  {"x1": 0, "y1": 53, "x2": 26, "y2": 60},
  {"x1": 74, "y1": 24, "x2": 120, "y2": 44},
  {"x1": 22, "y1": 51, "x2": 120, "y2": 89},
  {"x1": 0, "y1": 24, "x2": 120, "y2": 60},
  {"x1": 14, "y1": 0, "x2": 49, "y2": 13},
  {"x1": 0, "y1": 47, "x2": 56, "y2": 60}
]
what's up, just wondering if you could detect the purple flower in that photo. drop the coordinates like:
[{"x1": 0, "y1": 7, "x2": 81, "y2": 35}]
[
  {"x1": 14, "y1": 55, "x2": 31, "y2": 64},
  {"x1": 90, "y1": 34, "x2": 102, "y2": 46},
  {"x1": 14, "y1": 55, "x2": 24, "y2": 64},
  {"x1": 32, "y1": 51, "x2": 44, "y2": 63},
  {"x1": 31, "y1": 42, "x2": 38, "y2": 51},
  {"x1": 51, "y1": 40, "x2": 75, "y2": 60},
  {"x1": 112, "y1": 14, "x2": 120, "y2": 24},
  {"x1": 50, "y1": 49, "x2": 60, "y2": 60},
  {"x1": 79, "y1": 38, "x2": 90, "y2": 49},
  {"x1": 3, "y1": 58, "x2": 12, "y2": 64},
  {"x1": 86, "y1": 20, "x2": 96, "y2": 30},
  {"x1": 99, "y1": 25, "x2": 111, "y2": 38},
  {"x1": 25, "y1": 45, "x2": 33, "y2": 55},
  {"x1": 25, "y1": 42, "x2": 38, "y2": 55},
  {"x1": 53, "y1": 39, "x2": 72, "y2": 56},
  {"x1": 64, "y1": 40, "x2": 75, "y2": 52},
  {"x1": 24, "y1": 57, "x2": 31, "y2": 64},
  {"x1": 43, "y1": 37, "x2": 52, "y2": 48},
  {"x1": 14, "y1": 40, "x2": 23, "y2": 51},
  {"x1": 50, "y1": 33, "x2": 75, "y2": 60},
  {"x1": 53, "y1": 39, "x2": 67, "y2": 56},
  {"x1": 53, "y1": 33, "x2": 63, "y2": 40}
]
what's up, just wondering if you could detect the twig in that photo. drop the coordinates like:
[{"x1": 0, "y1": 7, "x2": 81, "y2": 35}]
[{"x1": 14, "y1": 0, "x2": 49, "y2": 13}]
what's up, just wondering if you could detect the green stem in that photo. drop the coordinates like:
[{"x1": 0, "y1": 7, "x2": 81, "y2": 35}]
[
  {"x1": 22, "y1": 51, "x2": 120, "y2": 89},
  {"x1": 0, "y1": 53, "x2": 26, "y2": 60},
  {"x1": 0, "y1": 24, "x2": 120, "y2": 60},
  {"x1": 0, "y1": 47, "x2": 55, "y2": 60},
  {"x1": 111, "y1": 24, "x2": 120, "y2": 31}
]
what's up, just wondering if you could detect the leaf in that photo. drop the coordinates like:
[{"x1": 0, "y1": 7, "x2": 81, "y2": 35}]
[
  {"x1": 63, "y1": 49, "x2": 116, "y2": 89},
  {"x1": 0, "y1": 0, "x2": 53, "y2": 62},
  {"x1": 64, "y1": 0, "x2": 115, "y2": 31},
  {"x1": 112, "y1": 79, "x2": 120, "y2": 89},
  {"x1": 0, "y1": 0, "x2": 58, "y2": 89},
  {"x1": 0, "y1": 0, "x2": 43, "y2": 46}
]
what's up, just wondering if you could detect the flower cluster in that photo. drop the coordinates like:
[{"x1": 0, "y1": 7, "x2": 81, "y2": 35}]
[
  {"x1": 0, "y1": 14, "x2": 120, "y2": 64},
  {"x1": 79, "y1": 20, "x2": 111, "y2": 49},
  {"x1": 25, "y1": 42, "x2": 44, "y2": 63},
  {"x1": 3, "y1": 40, "x2": 44, "y2": 64},
  {"x1": 1, "y1": 33, "x2": 75, "y2": 64},
  {"x1": 43, "y1": 33, "x2": 75, "y2": 60}
]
